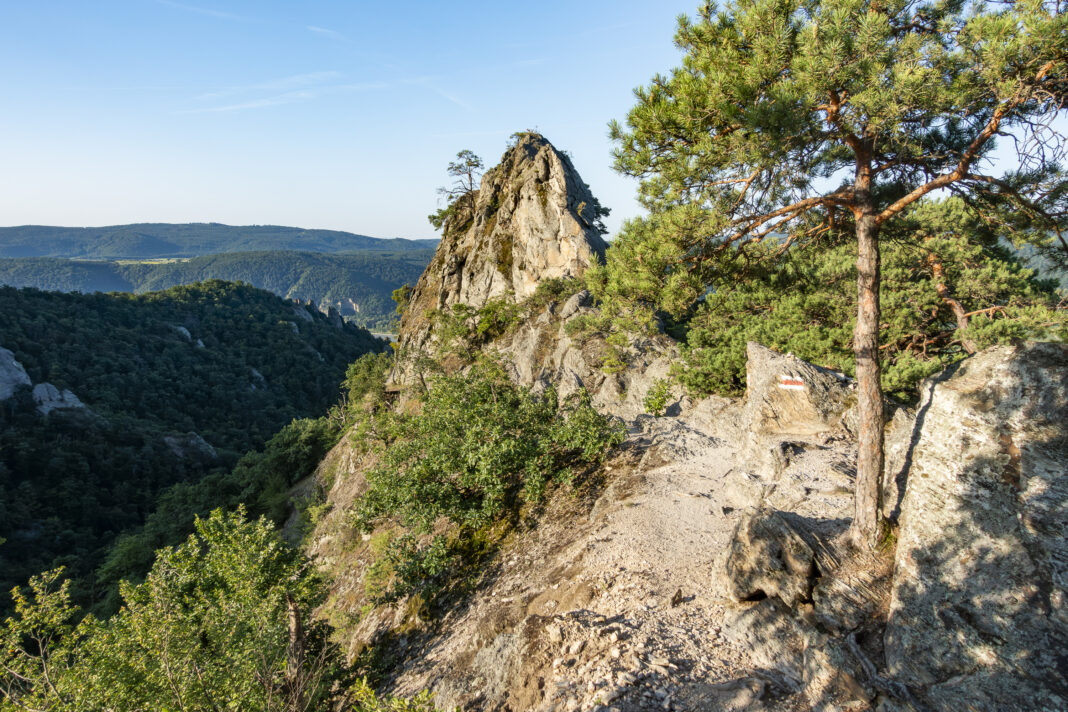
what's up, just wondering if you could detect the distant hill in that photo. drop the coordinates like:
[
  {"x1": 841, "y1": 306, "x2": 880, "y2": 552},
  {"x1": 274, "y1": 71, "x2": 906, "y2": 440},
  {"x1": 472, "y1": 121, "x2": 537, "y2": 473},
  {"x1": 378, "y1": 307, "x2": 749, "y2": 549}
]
[
  {"x1": 0, "y1": 280, "x2": 386, "y2": 609},
  {"x1": 0, "y1": 250, "x2": 436, "y2": 330},
  {"x1": 0, "y1": 223, "x2": 438, "y2": 259}
]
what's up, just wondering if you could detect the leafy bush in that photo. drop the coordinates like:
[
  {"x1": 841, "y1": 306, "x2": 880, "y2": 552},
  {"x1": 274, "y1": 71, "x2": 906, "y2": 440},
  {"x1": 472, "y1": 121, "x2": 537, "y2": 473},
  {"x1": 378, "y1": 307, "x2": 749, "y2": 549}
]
[
  {"x1": 94, "y1": 416, "x2": 342, "y2": 613},
  {"x1": 1, "y1": 509, "x2": 348, "y2": 712},
  {"x1": 343, "y1": 352, "x2": 393, "y2": 413},
  {"x1": 643, "y1": 379, "x2": 672, "y2": 416},
  {"x1": 353, "y1": 360, "x2": 624, "y2": 602}
]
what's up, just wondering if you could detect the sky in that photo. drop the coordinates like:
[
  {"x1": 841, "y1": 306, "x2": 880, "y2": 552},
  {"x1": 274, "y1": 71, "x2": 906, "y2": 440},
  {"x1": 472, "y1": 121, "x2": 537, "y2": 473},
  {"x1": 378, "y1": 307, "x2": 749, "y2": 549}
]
[{"x1": 0, "y1": 0, "x2": 701, "y2": 240}]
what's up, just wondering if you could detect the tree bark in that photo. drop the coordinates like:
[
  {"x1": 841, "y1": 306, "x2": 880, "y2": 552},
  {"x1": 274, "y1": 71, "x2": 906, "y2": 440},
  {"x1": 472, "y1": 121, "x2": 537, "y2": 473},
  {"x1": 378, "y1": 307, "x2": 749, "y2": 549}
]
[
  {"x1": 850, "y1": 150, "x2": 885, "y2": 550},
  {"x1": 284, "y1": 594, "x2": 306, "y2": 712},
  {"x1": 929, "y1": 255, "x2": 977, "y2": 354}
]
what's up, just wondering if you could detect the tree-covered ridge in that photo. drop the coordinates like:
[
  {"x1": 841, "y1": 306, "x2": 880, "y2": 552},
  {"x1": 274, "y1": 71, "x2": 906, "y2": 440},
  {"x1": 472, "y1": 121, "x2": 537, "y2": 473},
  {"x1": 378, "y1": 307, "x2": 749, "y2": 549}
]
[
  {"x1": 0, "y1": 250, "x2": 435, "y2": 330},
  {"x1": 0, "y1": 280, "x2": 386, "y2": 611},
  {"x1": 0, "y1": 223, "x2": 437, "y2": 259}
]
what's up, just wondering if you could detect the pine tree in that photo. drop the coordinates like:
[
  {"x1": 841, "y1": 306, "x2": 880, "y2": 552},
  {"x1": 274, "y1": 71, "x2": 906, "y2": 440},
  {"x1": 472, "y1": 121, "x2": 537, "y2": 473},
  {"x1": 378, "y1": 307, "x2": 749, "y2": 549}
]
[{"x1": 608, "y1": 0, "x2": 1067, "y2": 547}]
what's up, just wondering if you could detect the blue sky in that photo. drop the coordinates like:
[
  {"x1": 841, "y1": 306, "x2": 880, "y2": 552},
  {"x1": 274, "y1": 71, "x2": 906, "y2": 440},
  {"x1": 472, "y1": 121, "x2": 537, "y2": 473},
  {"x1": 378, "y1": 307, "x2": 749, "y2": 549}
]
[{"x1": 0, "y1": 1, "x2": 699, "y2": 239}]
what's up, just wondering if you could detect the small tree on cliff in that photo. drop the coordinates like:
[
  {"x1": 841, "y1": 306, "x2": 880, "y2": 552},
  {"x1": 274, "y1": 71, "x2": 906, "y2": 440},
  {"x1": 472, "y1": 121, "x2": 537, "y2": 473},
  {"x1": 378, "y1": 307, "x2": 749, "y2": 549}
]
[
  {"x1": 609, "y1": 0, "x2": 1067, "y2": 547},
  {"x1": 428, "y1": 149, "x2": 485, "y2": 231}
]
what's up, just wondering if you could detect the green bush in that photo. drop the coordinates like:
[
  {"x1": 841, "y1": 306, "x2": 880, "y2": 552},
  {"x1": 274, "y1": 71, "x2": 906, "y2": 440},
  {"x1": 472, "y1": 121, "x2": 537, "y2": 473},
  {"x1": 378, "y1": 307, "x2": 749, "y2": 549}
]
[
  {"x1": 643, "y1": 379, "x2": 672, "y2": 416},
  {"x1": 1, "y1": 509, "x2": 347, "y2": 712},
  {"x1": 353, "y1": 359, "x2": 623, "y2": 602}
]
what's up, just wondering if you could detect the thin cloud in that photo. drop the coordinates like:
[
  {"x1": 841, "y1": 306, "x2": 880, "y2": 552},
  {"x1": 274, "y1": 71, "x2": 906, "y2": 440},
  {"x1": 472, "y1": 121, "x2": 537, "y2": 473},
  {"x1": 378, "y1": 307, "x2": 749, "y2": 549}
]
[
  {"x1": 307, "y1": 25, "x2": 348, "y2": 41},
  {"x1": 157, "y1": 0, "x2": 248, "y2": 22},
  {"x1": 181, "y1": 81, "x2": 389, "y2": 113},
  {"x1": 432, "y1": 87, "x2": 472, "y2": 111},
  {"x1": 503, "y1": 20, "x2": 639, "y2": 49},
  {"x1": 195, "y1": 71, "x2": 344, "y2": 101}
]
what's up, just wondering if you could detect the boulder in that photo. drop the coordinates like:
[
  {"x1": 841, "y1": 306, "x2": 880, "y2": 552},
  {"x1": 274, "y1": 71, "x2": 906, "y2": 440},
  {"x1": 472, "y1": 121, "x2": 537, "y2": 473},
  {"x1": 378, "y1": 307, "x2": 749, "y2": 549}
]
[
  {"x1": 0, "y1": 346, "x2": 31, "y2": 400},
  {"x1": 744, "y1": 342, "x2": 854, "y2": 438},
  {"x1": 885, "y1": 342, "x2": 1068, "y2": 711},
  {"x1": 726, "y1": 510, "x2": 818, "y2": 608}
]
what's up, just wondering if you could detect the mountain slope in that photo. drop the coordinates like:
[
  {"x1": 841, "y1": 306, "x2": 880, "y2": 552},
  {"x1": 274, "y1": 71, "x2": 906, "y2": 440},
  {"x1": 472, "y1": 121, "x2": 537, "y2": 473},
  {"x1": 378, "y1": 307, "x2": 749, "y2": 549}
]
[
  {"x1": 0, "y1": 280, "x2": 385, "y2": 608},
  {"x1": 0, "y1": 223, "x2": 437, "y2": 259},
  {"x1": 0, "y1": 250, "x2": 435, "y2": 329}
]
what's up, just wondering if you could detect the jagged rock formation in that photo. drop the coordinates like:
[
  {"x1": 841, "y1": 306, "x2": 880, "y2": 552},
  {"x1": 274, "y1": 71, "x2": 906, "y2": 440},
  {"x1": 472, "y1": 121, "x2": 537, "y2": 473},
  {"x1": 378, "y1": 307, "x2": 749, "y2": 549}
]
[
  {"x1": 0, "y1": 346, "x2": 31, "y2": 400},
  {"x1": 162, "y1": 431, "x2": 218, "y2": 462},
  {"x1": 884, "y1": 342, "x2": 1068, "y2": 710},
  {"x1": 311, "y1": 318, "x2": 1067, "y2": 710},
  {"x1": 394, "y1": 133, "x2": 608, "y2": 366},
  {"x1": 493, "y1": 293, "x2": 680, "y2": 422}
]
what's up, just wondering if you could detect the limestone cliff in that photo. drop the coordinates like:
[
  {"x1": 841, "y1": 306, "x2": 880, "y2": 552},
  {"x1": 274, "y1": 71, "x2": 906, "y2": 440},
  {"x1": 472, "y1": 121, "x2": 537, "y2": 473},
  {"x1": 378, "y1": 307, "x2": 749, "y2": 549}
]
[{"x1": 394, "y1": 133, "x2": 608, "y2": 368}]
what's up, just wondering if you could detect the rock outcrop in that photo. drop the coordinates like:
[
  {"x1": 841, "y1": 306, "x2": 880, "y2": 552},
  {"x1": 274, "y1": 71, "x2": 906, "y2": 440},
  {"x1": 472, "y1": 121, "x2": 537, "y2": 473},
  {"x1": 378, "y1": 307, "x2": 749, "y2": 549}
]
[
  {"x1": 744, "y1": 342, "x2": 855, "y2": 438},
  {"x1": 162, "y1": 431, "x2": 218, "y2": 462},
  {"x1": 0, "y1": 346, "x2": 31, "y2": 400},
  {"x1": 884, "y1": 341, "x2": 1068, "y2": 710},
  {"x1": 394, "y1": 133, "x2": 608, "y2": 365},
  {"x1": 31, "y1": 382, "x2": 87, "y2": 415},
  {"x1": 311, "y1": 325, "x2": 1068, "y2": 711}
]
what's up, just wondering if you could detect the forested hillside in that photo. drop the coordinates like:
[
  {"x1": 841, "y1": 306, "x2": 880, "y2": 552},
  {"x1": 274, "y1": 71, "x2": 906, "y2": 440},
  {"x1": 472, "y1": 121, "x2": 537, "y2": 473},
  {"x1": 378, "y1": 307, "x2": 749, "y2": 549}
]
[
  {"x1": 0, "y1": 281, "x2": 385, "y2": 610},
  {"x1": 0, "y1": 250, "x2": 434, "y2": 329},
  {"x1": 0, "y1": 223, "x2": 437, "y2": 259}
]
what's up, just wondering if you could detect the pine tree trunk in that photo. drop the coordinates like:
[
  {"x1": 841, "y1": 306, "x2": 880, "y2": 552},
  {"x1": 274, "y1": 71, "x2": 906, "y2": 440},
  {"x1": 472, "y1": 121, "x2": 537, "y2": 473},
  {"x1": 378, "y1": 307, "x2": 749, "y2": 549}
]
[{"x1": 851, "y1": 156, "x2": 884, "y2": 549}]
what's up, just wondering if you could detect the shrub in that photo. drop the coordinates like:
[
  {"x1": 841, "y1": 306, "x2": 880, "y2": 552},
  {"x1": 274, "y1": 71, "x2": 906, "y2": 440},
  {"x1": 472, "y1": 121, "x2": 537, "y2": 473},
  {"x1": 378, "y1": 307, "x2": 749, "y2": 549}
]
[
  {"x1": 353, "y1": 359, "x2": 623, "y2": 602},
  {"x1": 643, "y1": 379, "x2": 672, "y2": 416}
]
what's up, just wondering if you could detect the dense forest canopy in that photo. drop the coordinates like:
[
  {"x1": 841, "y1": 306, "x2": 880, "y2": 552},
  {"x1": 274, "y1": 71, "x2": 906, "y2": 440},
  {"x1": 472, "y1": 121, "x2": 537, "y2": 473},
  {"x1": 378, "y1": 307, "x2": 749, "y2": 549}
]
[
  {"x1": 0, "y1": 280, "x2": 385, "y2": 611},
  {"x1": 0, "y1": 250, "x2": 435, "y2": 330},
  {"x1": 0, "y1": 223, "x2": 437, "y2": 259}
]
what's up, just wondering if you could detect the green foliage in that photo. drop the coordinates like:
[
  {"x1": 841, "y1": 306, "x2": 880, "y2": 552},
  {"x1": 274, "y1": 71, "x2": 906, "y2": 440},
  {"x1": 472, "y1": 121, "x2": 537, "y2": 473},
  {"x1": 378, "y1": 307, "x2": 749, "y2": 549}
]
[
  {"x1": 0, "y1": 281, "x2": 383, "y2": 614},
  {"x1": 643, "y1": 379, "x2": 673, "y2": 416},
  {"x1": 429, "y1": 150, "x2": 484, "y2": 234},
  {"x1": 349, "y1": 679, "x2": 437, "y2": 712},
  {"x1": 392, "y1": 283, "x2": 414, "y2": 316},
  {"x1": 673, "y1": 203, "x2": 1066, "y2": 398},
  {"x1": 353, "y1": 360, "x2": 624, "y2": 602},
  {"x1": 94, "y1": 416, "x2": 343, "y2": 612},
  {"x1": 344, "y1": 352, "x2": 394, "y2": 414},
  {"x1": 596, "y1": 0, "x2": 1068, "y2": 405},
  {"x1": 1, "y1": 509, "x2": 348, "y2": 711}
]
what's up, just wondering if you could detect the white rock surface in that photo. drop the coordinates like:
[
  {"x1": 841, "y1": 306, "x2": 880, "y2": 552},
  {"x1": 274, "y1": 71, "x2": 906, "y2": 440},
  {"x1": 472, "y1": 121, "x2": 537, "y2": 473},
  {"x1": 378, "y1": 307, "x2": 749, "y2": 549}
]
[
  {"x1": 0, "y1": 346, "x2": 31, "y2": 400},
  {"x1": 885, "y1": 341, "x2": 1068, "y2": 711},
  {"x1": 32, "y1": 382, "x2": 87, "y2": 415}
]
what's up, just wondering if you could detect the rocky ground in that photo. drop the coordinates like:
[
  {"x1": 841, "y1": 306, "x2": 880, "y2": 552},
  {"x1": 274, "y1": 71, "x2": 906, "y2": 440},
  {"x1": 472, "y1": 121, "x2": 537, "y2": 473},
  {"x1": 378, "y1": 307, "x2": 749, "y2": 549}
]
[{"x1": 376, "y1": 394, "x2": 871, "y2": 712}]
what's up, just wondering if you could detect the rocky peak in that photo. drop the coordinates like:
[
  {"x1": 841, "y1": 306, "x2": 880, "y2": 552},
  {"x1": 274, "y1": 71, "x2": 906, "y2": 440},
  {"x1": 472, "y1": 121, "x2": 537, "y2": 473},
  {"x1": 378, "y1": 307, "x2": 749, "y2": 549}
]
[{"x1": 395, "y1": 133, "x2": 608, "y2": 357}]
